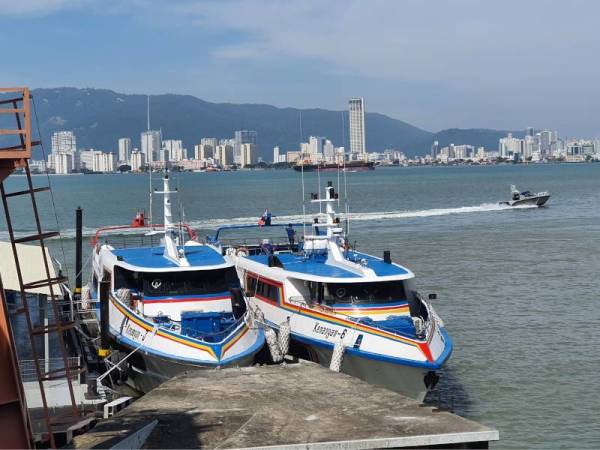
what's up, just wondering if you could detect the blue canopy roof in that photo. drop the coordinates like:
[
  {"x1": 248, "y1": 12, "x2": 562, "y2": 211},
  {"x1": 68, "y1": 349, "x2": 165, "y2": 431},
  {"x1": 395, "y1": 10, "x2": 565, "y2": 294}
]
[
  {"x1": 246, "y1": 251, "x2": 409, "y2": 279},
  {"x1": 111, "y1": 245, "x2": 227, "y2": 269}
]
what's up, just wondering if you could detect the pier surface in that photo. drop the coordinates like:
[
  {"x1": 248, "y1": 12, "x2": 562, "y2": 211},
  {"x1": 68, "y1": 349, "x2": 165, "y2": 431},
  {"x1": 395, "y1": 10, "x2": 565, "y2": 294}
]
[{"x1": 71, "y1": 360, "x2": 498, "y2": 449}]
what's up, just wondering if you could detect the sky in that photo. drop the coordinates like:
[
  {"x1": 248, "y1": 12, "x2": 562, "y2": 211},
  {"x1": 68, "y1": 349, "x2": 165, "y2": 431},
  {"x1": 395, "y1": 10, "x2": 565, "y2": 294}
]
[{"x1": 1, "y1": 0, "x2": 600, "y2": 136}]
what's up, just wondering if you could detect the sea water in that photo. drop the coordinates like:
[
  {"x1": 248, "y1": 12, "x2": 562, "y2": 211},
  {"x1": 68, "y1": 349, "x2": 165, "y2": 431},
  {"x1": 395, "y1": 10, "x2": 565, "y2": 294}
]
[{"x1": 2, "y1": 163, "x2": 599, "y2": 448}]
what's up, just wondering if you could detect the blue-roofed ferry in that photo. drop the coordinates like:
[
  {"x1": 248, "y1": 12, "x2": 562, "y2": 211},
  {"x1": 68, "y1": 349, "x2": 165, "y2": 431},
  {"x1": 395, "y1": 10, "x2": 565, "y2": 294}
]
[
  {"x1": 214, "y1": 181, "x2": 452, "y2": 402},
  {"x1": 88, "y1": 173, "x2": 264, "y2": 393}
]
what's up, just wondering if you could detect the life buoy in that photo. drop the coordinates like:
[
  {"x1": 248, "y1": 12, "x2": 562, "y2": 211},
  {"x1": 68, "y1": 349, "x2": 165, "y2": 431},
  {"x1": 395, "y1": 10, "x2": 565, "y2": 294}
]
[{"x1": 237, "y1": 247, "x2": 249, "y2": 257}]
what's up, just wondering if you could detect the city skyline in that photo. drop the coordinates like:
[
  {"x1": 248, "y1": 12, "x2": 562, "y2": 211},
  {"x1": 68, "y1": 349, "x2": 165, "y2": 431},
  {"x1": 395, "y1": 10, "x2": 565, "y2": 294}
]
[{"x1": 3, "y1": 1, "x2": 600, "y2": 136}]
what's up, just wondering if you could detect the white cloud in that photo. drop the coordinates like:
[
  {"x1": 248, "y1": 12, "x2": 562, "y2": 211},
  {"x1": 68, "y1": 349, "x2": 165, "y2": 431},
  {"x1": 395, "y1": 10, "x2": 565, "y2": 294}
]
[{"x1": 0, "y1": 0, "x2": 85, "y2": 16}]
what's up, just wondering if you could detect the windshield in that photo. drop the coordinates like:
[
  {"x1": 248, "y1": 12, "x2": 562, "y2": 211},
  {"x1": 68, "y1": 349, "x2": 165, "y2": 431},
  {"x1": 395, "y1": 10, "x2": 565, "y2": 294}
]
[
  {"x1": 114, "y1": 266, "x2": 239, "y2": 297},
  {"x1": 305, "y1": 279, "x2": 418, "y2": 305}
]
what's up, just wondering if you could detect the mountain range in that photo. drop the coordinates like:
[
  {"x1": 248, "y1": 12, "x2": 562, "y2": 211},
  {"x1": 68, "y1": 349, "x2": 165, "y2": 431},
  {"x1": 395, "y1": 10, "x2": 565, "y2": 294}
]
[{"x1": 29, "y1": 87, "x2": 518, "y2": 160}]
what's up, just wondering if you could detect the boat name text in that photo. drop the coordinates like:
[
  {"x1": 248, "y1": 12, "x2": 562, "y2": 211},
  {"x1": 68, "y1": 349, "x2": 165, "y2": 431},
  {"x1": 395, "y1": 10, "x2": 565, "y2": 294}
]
[{"x1": 313, "y1": 323, "x2": 347, "y2": 339}]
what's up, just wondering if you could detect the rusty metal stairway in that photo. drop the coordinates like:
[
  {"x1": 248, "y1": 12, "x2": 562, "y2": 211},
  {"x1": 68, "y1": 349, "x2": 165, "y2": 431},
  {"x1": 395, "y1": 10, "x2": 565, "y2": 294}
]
[{"x1": 0, "y1": 87, "x2": 85, "y2": 448}]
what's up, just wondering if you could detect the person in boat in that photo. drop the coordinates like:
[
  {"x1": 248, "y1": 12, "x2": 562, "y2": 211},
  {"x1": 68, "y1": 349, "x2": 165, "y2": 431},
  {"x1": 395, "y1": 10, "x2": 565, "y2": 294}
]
[
  {"x1": 260, "y1": 238, "x2": 274, "y2": 255},
  {"x1": 285, "y1": 223, "x2": 296, "y2": 246},
  {"x1": 258, "y1": 208, "x2": 272, "y2": 227}
]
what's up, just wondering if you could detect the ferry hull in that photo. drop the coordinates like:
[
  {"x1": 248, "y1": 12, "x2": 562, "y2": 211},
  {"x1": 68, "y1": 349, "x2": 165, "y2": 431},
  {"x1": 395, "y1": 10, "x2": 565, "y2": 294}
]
[
  {"x1": 107, "y1": 294, "x2": 265, "y2": 393},
  {"x1": 295, "y1": 340, "x2": 434, "y2": 402},
  {"x1": 120, "y1": 342, "x2": 259, "y2": 393}
]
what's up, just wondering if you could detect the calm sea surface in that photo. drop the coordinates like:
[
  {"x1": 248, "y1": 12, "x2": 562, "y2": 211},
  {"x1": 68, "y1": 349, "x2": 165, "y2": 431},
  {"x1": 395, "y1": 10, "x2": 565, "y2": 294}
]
[{"x1": 2, "y1": 164, "x2": 599, "y2": 448}]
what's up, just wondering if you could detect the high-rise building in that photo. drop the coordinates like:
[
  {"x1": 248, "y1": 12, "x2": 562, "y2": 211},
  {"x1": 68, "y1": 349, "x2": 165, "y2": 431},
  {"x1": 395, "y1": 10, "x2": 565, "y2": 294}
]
[
  {"x1": 323, "y1": 140, "x2": 335, "y2": 160},
  {"x1": 162, "y1": 139, "x2": 184, "y2": 162},
  {"x1": 348, "y1": 98, "x2": 366, "y2": 156},
  {"x1": 78, "y1": 150, "x2": 115, "y2": 172},
  {"x1": 195, "y1": 143, "x2": 214, "y2": 160},
  {"x1": 234, "y1": 130, "x2": 257, "y2": 163},
  {"x1": 431, "y1": 141, "x2": 439, "y2": 159},
  {"x1": 526, "y1": 127, "x2": 535, "y2": 137},
  {"x1": 201, "y1": 137, "x2": 218, "y2": 148},
  {"x1": 240, "y1": 143, "x2": 256, "y2": 167},
  {"x1": 215, "y1": 144, "x2": 234, "y2": 166},
  {"x1": 51, "y1": 131, "x2": 77, "y2": 154},
  {"x1": 539, "y1": 130, "x2": 553, "y2": 156},
  {"x1": 273, "y1": 146, "x2": 281, "y2": 163},
  {"x1": 308, "y1": 136, "x2": 325, "y2": 155},
  {"x1": 53, "y1": 152, "x2": 74, "y2": 174},
  {"x1": 499, "y1": 133, "x2": 524, "y2": 157},
  {"x1": 130, "y1": 151, "x2": 146, "y2": 171},
  {"x1": 118, "y1": 138, "x2": 131, "y2": 162},
  {"x1": 141, "y1": 130, "x2": 161, "y2": 163}
]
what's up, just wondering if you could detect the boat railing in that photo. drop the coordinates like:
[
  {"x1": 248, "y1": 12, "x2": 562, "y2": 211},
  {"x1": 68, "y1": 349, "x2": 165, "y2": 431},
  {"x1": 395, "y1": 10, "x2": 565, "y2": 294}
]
[
  {"x1": 92, "y1": 223, "x2": 197, "y2": 247},
  {"x1": 96, "y1": 233, "x2": 163, "y2": 249}
]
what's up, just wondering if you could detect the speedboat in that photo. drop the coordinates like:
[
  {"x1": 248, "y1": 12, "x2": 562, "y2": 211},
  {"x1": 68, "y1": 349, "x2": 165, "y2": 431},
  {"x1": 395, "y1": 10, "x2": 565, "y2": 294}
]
[
  {"x1": 500, "y1": 185, "x2": 550, "y2": 207},
  {"x1": 88, "y1": 173, "x2": 264, "y2": 393},
  {"x1": 213, "y1": 181, "x2": 452, "y2": 402}
]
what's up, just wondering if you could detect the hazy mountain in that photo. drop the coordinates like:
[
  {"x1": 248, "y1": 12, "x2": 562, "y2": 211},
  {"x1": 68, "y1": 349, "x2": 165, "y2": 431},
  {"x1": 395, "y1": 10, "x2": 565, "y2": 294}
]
[{"x1": 29, "y1": 88, "x2": 515, "y2": 160}]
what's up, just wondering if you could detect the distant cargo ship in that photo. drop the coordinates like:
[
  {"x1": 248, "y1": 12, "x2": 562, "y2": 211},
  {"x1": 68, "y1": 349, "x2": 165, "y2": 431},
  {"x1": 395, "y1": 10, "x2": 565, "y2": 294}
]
[{"x1": 293, "y1": 161, "x2": 375, "y2": 172}]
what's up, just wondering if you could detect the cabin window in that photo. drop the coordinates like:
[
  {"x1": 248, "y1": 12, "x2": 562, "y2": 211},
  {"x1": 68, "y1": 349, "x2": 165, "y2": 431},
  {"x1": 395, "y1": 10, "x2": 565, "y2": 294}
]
[
  {"x1": 116, "y1": 267, "x2": 240, "y2": 297},
  {"x1": 245, "y1": 275, "x2": 257, "y2": 296},
  {"x1": 255, "y1": 279, "x2": 280, "y2": 303},
  {"x1": 319, "y1": 279, "x2": 417, "y2": 305},
  {"x1": 114, "y1": 266, "x2": 142, "y2": 292},
  {"x1": 246, "y1": 275, "x2": 280, "y2": 303}
]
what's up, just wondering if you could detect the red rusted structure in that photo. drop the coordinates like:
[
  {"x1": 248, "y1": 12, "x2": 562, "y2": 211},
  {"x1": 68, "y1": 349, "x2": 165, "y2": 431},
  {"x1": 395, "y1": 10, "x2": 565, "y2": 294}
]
[{"x1": 0, "y1": 87, "x2": 84, "y2": 448}]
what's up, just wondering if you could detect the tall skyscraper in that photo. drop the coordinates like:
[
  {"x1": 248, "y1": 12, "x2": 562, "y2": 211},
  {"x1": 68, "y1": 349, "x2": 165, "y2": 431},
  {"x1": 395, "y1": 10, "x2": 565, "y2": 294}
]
[
  {"x1": 240, "y1": 143, "x2": 256, "y2": 167},
  {"x1": 141, "y1": 130, "x2": 161, "y2": 163},
  {"x1": 308, "y1": 136, "x2": 325, "y2": 155},
  {"x1": 348, "y1": 98, "x2": 366, "y2": 156},
  {"x1": 195, "y1": 144, "x2": 214, "y2": 160},
  {"x1": 201, "y1": 137, "x2": 218, "y2": 148},
  {"x1": 234, "y1": 130, "x2": 257, "y2": 164},
  {"x1": 431, "y1": 140, "x2": 439, "y2": 159},
  {"x1": 118, "y1": 138, "x2": 132, "y2": 162},
  {"x1": 51, "y1": 131, "x2": 77, "y2": 154},
  {"x1": 323, "y1": 140, "x2": 335, "y2": 160},
  {"x1": 215, "y1": 144, "x2": 234, "y2": 166},
  {"x1": 162, "y1": 139, "x2": 184, "y2": 162},
  {"x1": 130, "y1": 151, "x2": 146, "y2": 171},
  {"x1": 526, "y1": 127, "x2": 535, "y2": 137}
]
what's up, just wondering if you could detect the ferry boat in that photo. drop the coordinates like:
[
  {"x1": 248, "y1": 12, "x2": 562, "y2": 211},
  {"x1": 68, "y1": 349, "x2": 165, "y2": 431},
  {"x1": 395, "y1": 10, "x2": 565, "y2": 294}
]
[
  {"x1": 88, "y1": 173, "x2": 264, "y2": 393},
  {"x1": 499, "y1": 184, "x2": 550, "y2": 207},
  {"x1": 213, "y1": 181, "x2": 452, "y2": 402}
]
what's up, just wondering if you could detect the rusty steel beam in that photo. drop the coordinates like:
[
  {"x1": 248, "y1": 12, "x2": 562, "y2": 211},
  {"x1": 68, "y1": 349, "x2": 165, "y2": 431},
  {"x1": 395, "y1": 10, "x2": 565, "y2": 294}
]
[{"x1": 0, "y1": 276, "x2": 33, "y2": 449}]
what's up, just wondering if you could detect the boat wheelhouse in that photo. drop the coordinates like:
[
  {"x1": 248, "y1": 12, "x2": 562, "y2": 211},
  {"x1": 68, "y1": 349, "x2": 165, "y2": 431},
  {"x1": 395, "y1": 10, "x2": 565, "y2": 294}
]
[
  {"x1": 214, "y1": 181, "x2": 452, "y2": 402},
  {"x1": 89, "y1": 174, "x2": 264, "y2": 393}
]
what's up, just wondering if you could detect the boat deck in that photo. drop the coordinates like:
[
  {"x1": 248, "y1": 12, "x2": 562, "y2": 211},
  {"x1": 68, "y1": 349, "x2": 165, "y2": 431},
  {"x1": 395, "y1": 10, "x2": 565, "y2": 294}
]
[
  {"x1": 111, "y1": 244, "x2": 227, "y2": 269},
  {"x1": 247, "y1": 250, "x2": 411, "y2": 279},
  {"x1": 71, "y1": 360, "x2": 498, "y2": 449}
]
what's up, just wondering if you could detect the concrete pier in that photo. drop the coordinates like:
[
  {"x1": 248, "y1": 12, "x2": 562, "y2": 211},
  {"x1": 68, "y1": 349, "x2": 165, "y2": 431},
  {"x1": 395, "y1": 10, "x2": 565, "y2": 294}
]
[{"x1": 71, "y1": 360, "x2": 498, "y2": 449}]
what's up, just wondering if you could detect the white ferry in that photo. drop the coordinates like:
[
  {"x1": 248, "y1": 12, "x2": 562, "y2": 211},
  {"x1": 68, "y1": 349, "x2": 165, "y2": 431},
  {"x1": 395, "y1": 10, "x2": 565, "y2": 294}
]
[
  {"x1": 213, "y1": 181, "x2": 453, "y2": 402},
  {"x1": 88, "y1": 173, "x2": 264, "y2": 392}
]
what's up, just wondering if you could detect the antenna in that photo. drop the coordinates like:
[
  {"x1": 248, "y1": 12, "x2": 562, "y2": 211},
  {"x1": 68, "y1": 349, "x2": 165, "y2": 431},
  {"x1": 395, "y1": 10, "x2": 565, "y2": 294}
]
[
  {"x1": 149, "y1": 167, "x2": 153, "y2": 231},
  {"x1": 341, "y1": 112, "x2": 349, "y2": 236}
]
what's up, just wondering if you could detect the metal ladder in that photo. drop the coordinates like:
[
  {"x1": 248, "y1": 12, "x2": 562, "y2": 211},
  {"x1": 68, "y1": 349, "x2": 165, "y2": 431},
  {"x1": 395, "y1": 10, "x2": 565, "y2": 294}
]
[{"x1": 0, "y1": 88, "x2": 84, "y2": 448}]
